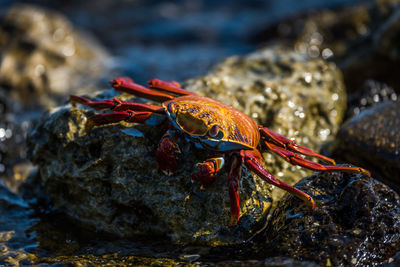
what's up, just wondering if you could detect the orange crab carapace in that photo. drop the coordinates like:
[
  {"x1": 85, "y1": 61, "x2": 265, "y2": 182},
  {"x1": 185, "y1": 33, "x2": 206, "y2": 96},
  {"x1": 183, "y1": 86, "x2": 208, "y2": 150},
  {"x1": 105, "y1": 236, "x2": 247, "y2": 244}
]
[{"x1": 70, "y1": 77, "x2": 370, "y2": 226}]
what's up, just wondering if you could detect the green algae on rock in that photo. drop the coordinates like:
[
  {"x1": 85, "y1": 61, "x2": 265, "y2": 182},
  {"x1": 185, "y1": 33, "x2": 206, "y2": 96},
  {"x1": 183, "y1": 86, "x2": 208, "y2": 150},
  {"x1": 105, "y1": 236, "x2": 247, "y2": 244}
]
[{"x1": 184, "y1": 46, "x2": 347, "y2": 202}]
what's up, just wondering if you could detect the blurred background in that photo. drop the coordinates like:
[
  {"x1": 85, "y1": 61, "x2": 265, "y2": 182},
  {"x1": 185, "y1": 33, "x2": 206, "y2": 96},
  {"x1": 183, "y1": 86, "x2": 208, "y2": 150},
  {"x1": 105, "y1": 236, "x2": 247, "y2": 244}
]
[{"x1": 2, "y1": 0, "x2": 400, "y2": 265}]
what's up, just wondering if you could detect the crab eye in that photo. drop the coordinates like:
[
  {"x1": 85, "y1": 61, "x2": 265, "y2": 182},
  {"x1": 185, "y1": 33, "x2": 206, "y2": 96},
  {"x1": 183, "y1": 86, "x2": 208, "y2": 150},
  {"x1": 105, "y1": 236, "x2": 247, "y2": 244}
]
[
  {"x1": 167, "y1": 103, "x2": 174, "y2": 114},
  {"x1": 209, "y1": 125, "x2": 224, "y2": 139}
]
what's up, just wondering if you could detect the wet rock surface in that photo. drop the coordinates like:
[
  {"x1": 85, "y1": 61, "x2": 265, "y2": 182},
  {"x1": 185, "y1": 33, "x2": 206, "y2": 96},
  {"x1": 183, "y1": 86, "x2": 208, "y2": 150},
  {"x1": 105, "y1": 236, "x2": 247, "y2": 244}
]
[
  {"x1": 256, "y1": 171, "x2": 400, "y2": 266},
  {"x1": 0, "y1": 180, "x2": 37, "y2": 265},
  {"x1": 0, "y1": 4, "x2": 110, "y2": 109},
  {"x1": 333, "y1": 100, "x2": 400, "y2": 189},
  {"x1": 185, "y1": 45, "x2": 346, "y2": 201},
  {"x1": 27, "y1": 104, "x2": 270, "y2": 245}
]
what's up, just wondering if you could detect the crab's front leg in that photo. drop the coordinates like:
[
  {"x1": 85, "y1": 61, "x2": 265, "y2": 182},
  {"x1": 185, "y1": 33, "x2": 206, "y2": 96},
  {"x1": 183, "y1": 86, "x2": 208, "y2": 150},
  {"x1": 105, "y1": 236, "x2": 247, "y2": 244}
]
[
  {"x1": 156, "y1": 131, "x2": 182, "y2": 175},
  {"x1": 191, "y1": 156, "x2": 225, "y2": 189}
]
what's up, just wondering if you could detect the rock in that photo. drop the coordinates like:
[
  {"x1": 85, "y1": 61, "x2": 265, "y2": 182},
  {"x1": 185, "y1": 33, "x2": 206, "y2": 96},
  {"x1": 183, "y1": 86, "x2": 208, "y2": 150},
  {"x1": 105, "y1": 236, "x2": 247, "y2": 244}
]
[
  {"x1": 257, "y1": 171, "x2": 400, "y2": 266},
  {"x1": 184, "y1": 46, "x2": 347, "y2": 201},
  {"x1": 253, "y1": 0, "x2": 400, "y2": 97},
  {"x1": 0, "y1": 4, "x2": 110, "y2": 109},
  {"x1": 346, "y1": 79, "x2": 398, "y2": 119},
  {"x1": 27, "y1": 45, "x2": 346, "y2": 245},
  {"x1": 27, "y1": 104, "x2": 270, "y2": 245},
  {"x1": 333, "y1": 101, "x2": 400, "y2": 189}
]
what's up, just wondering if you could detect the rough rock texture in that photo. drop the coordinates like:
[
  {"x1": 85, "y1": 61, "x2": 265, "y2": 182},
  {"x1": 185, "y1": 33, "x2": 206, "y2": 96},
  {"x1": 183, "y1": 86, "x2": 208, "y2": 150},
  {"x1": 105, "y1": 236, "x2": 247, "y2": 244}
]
[
  {"x1": 333, "y1": 101, "x2": 400, "y2": 189},
  {"x1": 184, "y1": 46, "x2": 347, "y2": 201},
  {"x1": 27, "y1": 105, "x2": 271, "y2": 245},
  {"x1": 257, "y1": 171, "x2": 400, "y2": 266},
  {"x1": 0, "y1": 4, "x2": 110, "y2": 108}
]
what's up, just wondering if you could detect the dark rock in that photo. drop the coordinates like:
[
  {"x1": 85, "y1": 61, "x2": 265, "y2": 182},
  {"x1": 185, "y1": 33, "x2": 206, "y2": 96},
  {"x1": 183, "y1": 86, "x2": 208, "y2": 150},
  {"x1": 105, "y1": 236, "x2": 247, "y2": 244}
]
[
  {"x1": 257, "y1": 171, "x2": 400, "y2": 266},
  {"x1": 346, "y1": 79, "x2": 398, "y2": 119},
  {"x1": 333, "y1": 101, "x2": 400, "y2": 189}
]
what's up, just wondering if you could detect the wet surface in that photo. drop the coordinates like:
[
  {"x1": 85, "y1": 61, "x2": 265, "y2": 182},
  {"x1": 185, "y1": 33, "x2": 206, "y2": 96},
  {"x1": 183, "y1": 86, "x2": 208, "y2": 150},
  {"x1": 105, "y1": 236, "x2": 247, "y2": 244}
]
[{"x1": 333, "y1": 100, "x2": 400, "y2": 190}]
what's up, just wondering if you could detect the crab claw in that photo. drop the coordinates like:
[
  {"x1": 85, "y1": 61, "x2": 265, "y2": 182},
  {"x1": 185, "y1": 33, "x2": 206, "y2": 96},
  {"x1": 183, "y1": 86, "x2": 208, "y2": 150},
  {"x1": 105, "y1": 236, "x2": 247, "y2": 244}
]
[{"x1": 156, "y1": 132, "x2": 181, "y2": 175}]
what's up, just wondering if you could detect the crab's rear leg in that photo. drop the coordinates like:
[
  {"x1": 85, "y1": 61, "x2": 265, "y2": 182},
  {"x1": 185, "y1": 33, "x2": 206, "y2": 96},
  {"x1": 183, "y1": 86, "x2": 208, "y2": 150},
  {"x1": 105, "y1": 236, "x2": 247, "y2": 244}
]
[
  {"x1": 263, "y1": 141, "x2": 371, "y2": 177},
  {"x1": 241, "y1": 149, "x2": 316, "y2": 210},
  {"x1": 147, "y1": 78, "x2": 196, "y2": 96},
  {"x1": 110, "y1": 77, "x2": 176, "y2": 102},
  {"x1": 70, "y1": 95, "x2": 164, "y2": 113},
  {"x1": 85, "y1": 110, "x2": 162, "y2": 132},
  {"x1": 260, "y1": 127, "x2": 335, "y2": 165}
]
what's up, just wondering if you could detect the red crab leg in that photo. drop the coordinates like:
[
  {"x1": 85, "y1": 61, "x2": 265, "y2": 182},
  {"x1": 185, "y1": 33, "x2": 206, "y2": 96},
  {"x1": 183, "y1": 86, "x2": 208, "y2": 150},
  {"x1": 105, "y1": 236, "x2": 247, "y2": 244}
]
[
  {"x1": 227, "y1": 155, "x2": 242, "y2": 226},
  {"x1": 147, "y1": 78, "x2": 196, "y2": 96},
  {"x1": 85, "y1": 110, "x2": 154, "y2": 132},
  {"x1": 110, "y1": 77, "x2": 175, "y2": 102},
  {"x1": 70, "y1": 95, "x2": 164, "y2": 113},
  {"x1": 191, "y1": 156, "x2": 225, "y2": 189},
  {"x1": 156, "y1": 131, "x2": 181, "y2": 176},
  {"x1": 263, "y1": 141, "x2": 371, "y2": 177},
  {"x1": 260, "y1": 127, "x2": 335, "y2": 165},
  {"x1": 241, "y1": 149, "x2": 316, "y2": 210}
]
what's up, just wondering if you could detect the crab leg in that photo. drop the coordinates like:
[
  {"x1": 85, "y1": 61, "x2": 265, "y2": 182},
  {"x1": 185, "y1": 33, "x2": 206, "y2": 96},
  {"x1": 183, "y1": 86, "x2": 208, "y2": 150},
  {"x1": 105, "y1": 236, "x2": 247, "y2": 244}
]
[
  {"x1": 110, "y1": 77, "x2": 175, "y2": 102},
  {"x1": 227, "y1": 155, "x2": 242, "y2": 226},
  {"x1": 241, "y1": 149, "x2": 316, "y2": 210},
  {"x1": 191, "y1": 156, "x2": 225, "y2": 189},
  {"x1": 260, "y1": 127, "x2": 335, "y2": 165},
  {"x1": 70, "y1": 95, "x2": 164, "y2": 113},
  {"x1": 85, "y1": 110, "x2": 157, "y2": 132},
  {"x1": 263, "y1": 141, "x2": 371, "y2": 177},
  {"x1": 147, "y1": 78, "x2": 196, "y2": 96},
  {"x1": 156, "y1": 131, "x2": 181, "y2": 176}
]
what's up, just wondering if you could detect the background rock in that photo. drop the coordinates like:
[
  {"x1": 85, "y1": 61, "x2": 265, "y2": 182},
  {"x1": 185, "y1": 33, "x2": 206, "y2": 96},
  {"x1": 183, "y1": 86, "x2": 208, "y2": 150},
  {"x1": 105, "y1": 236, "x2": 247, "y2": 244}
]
[
  {"x1": 333, "y1": 100, "x2": 400, "y2": 190},
  {"x1": 0, "y1": 4, "x2": 110, "y2": 109}
]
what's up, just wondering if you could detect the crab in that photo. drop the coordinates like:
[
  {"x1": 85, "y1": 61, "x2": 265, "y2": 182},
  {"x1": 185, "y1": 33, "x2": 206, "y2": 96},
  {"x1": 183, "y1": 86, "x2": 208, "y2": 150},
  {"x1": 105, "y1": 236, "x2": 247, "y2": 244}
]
[{"x1": 70, "y1": 77, "x2": 371, "y2": 226}]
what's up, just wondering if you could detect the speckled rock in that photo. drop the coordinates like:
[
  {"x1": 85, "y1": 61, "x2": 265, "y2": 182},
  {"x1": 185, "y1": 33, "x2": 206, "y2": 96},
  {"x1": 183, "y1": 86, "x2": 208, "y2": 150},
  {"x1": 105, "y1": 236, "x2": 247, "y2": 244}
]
[
  {"x1": 27, "y1": 103, "x2": 271, "y2": 245},
  {"x1": 333, "y1": 101, "x2": 400, "y2": 188},
  {"x1": 257, "y1": 171, "x2": 400, "y2": 266},
  {"x1": 0, "y1": 4, "x2": 110, "y2": 108},
  {"x1": 184, "y1": 46, "x2": 347, "y2": 201}
]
